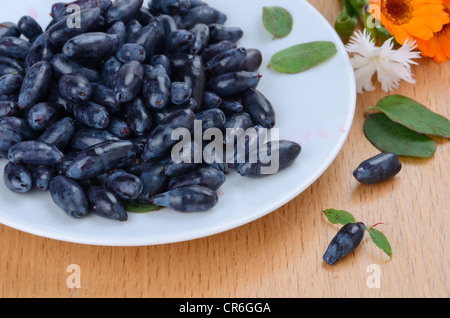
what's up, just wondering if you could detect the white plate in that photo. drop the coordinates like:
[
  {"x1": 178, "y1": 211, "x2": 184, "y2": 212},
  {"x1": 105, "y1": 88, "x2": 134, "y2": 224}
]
[{"x1": 0, "y1": 0, "x2": 356, "y2": 246}]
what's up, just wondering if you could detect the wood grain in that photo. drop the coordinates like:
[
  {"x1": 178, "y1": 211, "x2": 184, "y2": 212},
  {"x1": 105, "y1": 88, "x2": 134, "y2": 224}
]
[{"x1": 0, "y1": 0, "x2": 448, "y2": 298}]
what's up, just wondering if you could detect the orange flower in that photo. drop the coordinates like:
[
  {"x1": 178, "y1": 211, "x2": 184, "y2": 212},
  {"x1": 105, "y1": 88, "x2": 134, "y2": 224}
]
[
  {"x1": 414, "y1": 0, "x2": 450, "y2": 62},
  {"x1": 369, "y1": 0, "x2": 450, "y2": 44}
]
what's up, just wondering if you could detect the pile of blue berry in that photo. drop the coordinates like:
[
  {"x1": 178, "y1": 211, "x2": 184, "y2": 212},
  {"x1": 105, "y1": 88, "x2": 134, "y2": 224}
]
[{"x1": 0, "y1": 0, "x2": 302, "y2": 221}]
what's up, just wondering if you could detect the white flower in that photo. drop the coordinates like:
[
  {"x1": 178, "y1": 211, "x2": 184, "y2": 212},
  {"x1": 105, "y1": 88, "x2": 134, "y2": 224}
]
[{"x1": 346, "y1": 30, "x2": 421, "y2": 94}]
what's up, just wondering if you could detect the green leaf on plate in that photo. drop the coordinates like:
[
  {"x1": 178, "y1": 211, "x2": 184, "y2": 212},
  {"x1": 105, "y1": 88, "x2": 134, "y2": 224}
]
[
  {"x1": 373, "y1": 95, "x2": 450, "y2": 138},
  {"x1": 323, "y1": 209, "x2": 357, "y2": 225},
  {"x1": 268, "y1": 41, "x2": 337, "y2": 74},
  {"x1": 368, "y1": 228, "x2": 392, "y2": 258},
  {"x1": 364, "y1": 113, "x2": 437, "y2": 158},
  {"x1": 262, "y1": 6, "x2": 293, "y2": 39},
  {"x1": 122, "y1": 200, "x2": 163, "y2": 213}
]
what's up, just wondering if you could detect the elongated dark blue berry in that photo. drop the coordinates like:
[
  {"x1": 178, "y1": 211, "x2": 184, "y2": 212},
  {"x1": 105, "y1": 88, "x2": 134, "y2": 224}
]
[
  {"x1": 189, "y1": 23, "x2": 210, "y2": 54},
  {"x1": 128, "y1": 21, "x2": 159, "y2": 59},
  {"x1": 220, "y1": 99, "x2": 243, "y2": 116},
  {"x1": 0, "y1": 101, "x2": 20, "y2": 118},
  {"x1": 17, "y1": 15, "x2": 43, "y2": 40},
  {"x1": 105, "y1": 0, "x2": 143, "y2": 24},
  {"x1": 208, "y1": 71, "x2": 260, "y2": 97},
  {"x1": 195, "y1": 108, "x2": 226, "y2": 131},
  {"x1": 201, "y1": 91, "x2": 222, "y2": 110},
  {"x1": 114, "y1": 60, "x2": 144, "y2": 103},
  {"x1": 176, "y1": 55, "x2": 205, "y2": 107},
  {"x1": 27, "y1": 102, "x2": 61, "y2": 132},
  {"x1": 170, "y1": 81, "x2": 192, "y2": 105},
  {"x1": 241, "y1": 88, "x2": 276, "y2": 128},
  {"x1": 3, "y1": 161, "x2": 32, "y2": 193},
  {"x1": 87, "y1": 186, "x2": 128, "y2": 221},
  {"x1": 168, "y1": 166, "x2": 226, "y2": 191},
  {"x1": 151, "y1": 185, "x2": 219, "y2": 212},
  {"x1": 90, "y1": 82, "x2": 121, "y2": 113},
  {"x1": 47, "y1": 8, "x2": 103, "y2": 47},
  {"x1": 142, "y1": 109, "x2": 195, "y2": 161},
  {"x1": 353, "y1": 153, "x2": 402, "y2": 184},
  {"x1": 50, "y1": 53, "x2": 100, "y2": 82},
  {"x1": 166, "y1": 29, "x2": 194, "y2": 53},
  {"x1": 18, "y1": 61, "x2": 52, "y2": 110},
  {"x1": 73, "y1": 102, "x2": 110, "y2": 129},
  {"x1": 126, "y1": 19, "x2": 142, "y2": 41},
  {"x1": 0, "y1": 36, "x2": 31, "y2": 60},
  {"x1": 323, "y1": 222, "x2": 366, "y2": 265},
  {"x1": 62, "y1": 32, "x2": 120, "y2": 62},
  {"x1": 181, "y1": 6, "x2": 223, "y2": 29},
  {"x1": 205, "y1": 47, "x2": 247, "y2": 77},
  {"x1": 105, "y1": 169, "x2": 143, "y2": 200},
  {"x1": 101, "y1": 56, "x2": 123, "y2": 89},
  {"x1": 236, "y1": 140, "x2": 301, "y2": 177},
  {"x1": 66, "y1": 140, "x2": 137, "y2": 179},
  {"x1": 241, "y1": 48, "x2": 262, "y2": 72},
  {"x1": 50, "y1": 175, "x2": 89, "y2": 218},
  {"x1": 128, "y1": 159, "x2": 169, "y2": 203},
  {"x1": 107, "y1": 116, "x2": 133, "y2": 139},
  {"x1": 70, "y1": 127, "x2": 119, "y2": 151},
  {"x1": 25, "y1": 33, "x2": 55, "y2": 72},
  {"x1": 149, "y1": 54, "x2": 172, "y2": 75},
  {"x1": 208, "y1": 24, "x2": 243, "y2": 43},
  {"x1": 0, "y1": 22, "x2": 20, "y2": 38},
  {"x1": 150, "y1": 0, "x2": 192, "y2": 15},
  {"x1": 8, "y1": 140, "x2": 65, "y2": 165},
  {"x1": 201, "y1": 40, "x2": 235, "y2": 64},
  {"x1": 142, "y1": 64, "x2": 171, "y2": 110},
  {"x1": 0, "y1": 55, "x2": 24, "y2": 77},
  {"x1": 222, "y1": 112, "x2": 253, "y2": 145},
  {"x1": 32, "y1": 165, "x2": 56, "y2": 191},
  {"x1": 37, "y1": 117, "x2": 77, "y2": 151},
  {"x1": 0, "y1": 127, "x2": 22, "y2": 152},
  {"x1": 0, "y1": 73, "x2": 23, "y2": 95},
  {"x1": 0, "y1": 116, "x2": 38, "y2": 140},
  {"x1": 107, "y1": 21, "x2": 127, "y2": 46},
  {"x1": 116, "y1": 43, "x2": 146, "y2": 64},
  {"x1": 58, "y1": 73, "x2": 93, "y2": 103},
  {"x1": 125, "y1": 96, "x2": 153, "y2": 136}
]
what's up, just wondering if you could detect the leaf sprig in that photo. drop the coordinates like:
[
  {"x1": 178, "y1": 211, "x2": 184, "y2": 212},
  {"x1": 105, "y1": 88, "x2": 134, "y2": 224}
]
[
  {"x1": 262, "y1": 7, "x2": 337, "y2": 74},
  {"x1": 323, "y1": 209, "x2": 392, "y2": 258},
  {"x1": 335, "y1": 0, "x2": 393, "y2": 45},
  {"x1": 122, "y1": 200, "x2": 163, "y2": 213},
  {"x1": 364, "y1": 95, "x2": 450, "y2": 158},
  {"x1": 262, "y1": 6, "x2": 293, "y2": 40}
]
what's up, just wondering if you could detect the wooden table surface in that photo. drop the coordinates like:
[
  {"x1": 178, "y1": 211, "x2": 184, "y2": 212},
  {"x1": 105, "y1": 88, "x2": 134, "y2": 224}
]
[{"x1": 0, "y1": 0, "x2": 448, "y2": 298}]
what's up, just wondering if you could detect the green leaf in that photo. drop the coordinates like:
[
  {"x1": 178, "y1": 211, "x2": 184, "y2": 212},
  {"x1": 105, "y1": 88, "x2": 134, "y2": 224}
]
[
  {"x1": 323, "y1": 209, "x2": 357, "y2": 225},
  {"x1": 122, "y1": 200, "x2": 163, "y2": 213},
  {"x1": 268, "y1": 41, "x2": 337, "y2": 74},
  {"x1": 262, "y1": 6, "x2": 293, "y2": 39},
  {"x1": 364, "y1": 113, "x2": 437, "y2": 158},
  {"x1": 368, "y1": 228, "x2": 392, "y2": 258},
  {"x1": 374, "y1": 95, "x2": 450, "y2": 138}
]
